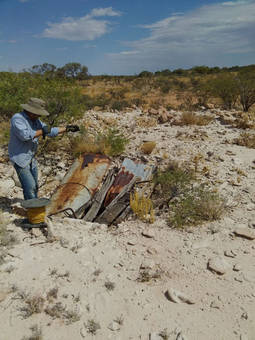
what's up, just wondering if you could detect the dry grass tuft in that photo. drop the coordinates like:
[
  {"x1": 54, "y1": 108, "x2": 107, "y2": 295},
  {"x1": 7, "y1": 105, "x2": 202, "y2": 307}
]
[
  {"x1": 140, "y1": 141, "x2": 156, "y2": 154},
  {"x1": 233, "y1": 132, "x2": 255, "y2": 148},
  {"x1": 104, "y1": 281, "x2": 116, "y2": 291},
  {"x1": 136, "y1": 116, "x2": 158, "y2": 128},
  {"x1": 137, "y1": 268, "x2": 163, "y2": 283},
  {"x1": 19, "y1": 295, "x2": 45, "y2": 319},
  {"x1": 173, "y1": 112, "x2": 213, "y2": 126},
  {"x1": 85, "y1": 319, "x2": 101, "y2": 335},
  {"x1": 22, "y1": 324, "x2": 43, "y2": 340},
  {"x1": 130, "y1": 191, "x2": 155, "y2": 223},
  {"x1": 70, "y1": 128, "x2": 129, "y2": 157}
]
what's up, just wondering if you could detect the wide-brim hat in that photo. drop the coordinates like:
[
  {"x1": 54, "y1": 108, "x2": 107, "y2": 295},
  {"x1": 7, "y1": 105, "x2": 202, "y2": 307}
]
[{"x1": 21, "y1": 97, "x2": 50, "y2": 116}]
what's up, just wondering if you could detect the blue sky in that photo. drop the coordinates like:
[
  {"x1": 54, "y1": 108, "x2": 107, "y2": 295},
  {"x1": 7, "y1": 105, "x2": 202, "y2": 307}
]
[{"x1": 0, "y1": 0, "x2": 254, "y2": 75}]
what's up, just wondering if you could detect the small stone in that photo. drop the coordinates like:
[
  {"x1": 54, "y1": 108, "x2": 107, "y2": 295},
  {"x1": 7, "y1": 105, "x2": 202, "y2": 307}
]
[
  {"x1": 176, "y1": 332, "x2": 188, "y2": 340},
  {"x1": 193, "y1": 239, "x2": 211, "y2": 249},
  {"x1": 241, "y1": 312, "x2": 248, "y2": 320},
  {"x1": 146, "y1": 247, "x2": 157, "y2": 255},
  {"x1": 0, "y1": 291, "x2": 9, "y2": 303},
  {"x1": 149, "y1": 333, "x2": 162, "y2": 340},
  {"x1": 142, "y1": 229, "x2": 155, "y2": 239},
  {"x1": 233, "y1": 264, "x2": 241, "y2": 272},
  {"x1": 240, "y1": 335, "x2": 248, "y2": 340},
  {"x1": 242, "y1": 273, "x2": 255, "y2": 283},
  {"x1": 127, "y1": 240, "x2": 137, "y2": 246},
  {"x1": 208, "y1": 257, "x2": 230, "y2": 275},
  {"x1": 140, "y1": 259, "x2": 155, "y2": 270},
  {"x1": 224, "y1": 250, "x2": 237, "y2": 258},
  {"x1": 165, "y1": 288, "x2": 195, "y2": 304},
  {"x1": 234, "y1": 227, "x2": 255, "y2": 240},
  {"x1": 108, "y1": 321, "x2": 120, "y2": 331}
]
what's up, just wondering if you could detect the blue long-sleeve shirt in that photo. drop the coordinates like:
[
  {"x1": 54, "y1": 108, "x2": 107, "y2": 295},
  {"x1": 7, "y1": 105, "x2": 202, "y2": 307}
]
[{"x1": 8, "y1": 111, "x2": 59, "y2": 168}]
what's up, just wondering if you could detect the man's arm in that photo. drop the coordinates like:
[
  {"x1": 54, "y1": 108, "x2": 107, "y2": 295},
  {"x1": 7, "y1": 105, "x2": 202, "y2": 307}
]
[{"x1": 34, "y1": 126, "x2": 66, "y2": 139}]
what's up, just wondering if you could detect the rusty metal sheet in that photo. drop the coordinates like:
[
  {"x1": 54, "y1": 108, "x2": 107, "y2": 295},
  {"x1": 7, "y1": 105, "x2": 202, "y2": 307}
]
[
  {"x1": 47, "y1": 153, "x2": 111, "y2": 216},
  {"x1": 104, "y1": 158, "x2": 154, "y2": 207}
]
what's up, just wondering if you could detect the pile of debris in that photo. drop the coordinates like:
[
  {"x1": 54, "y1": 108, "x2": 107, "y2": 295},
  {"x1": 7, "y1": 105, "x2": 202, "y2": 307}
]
[{"x1": 47, "y1": 153, "x2": 154, "y2": 225}]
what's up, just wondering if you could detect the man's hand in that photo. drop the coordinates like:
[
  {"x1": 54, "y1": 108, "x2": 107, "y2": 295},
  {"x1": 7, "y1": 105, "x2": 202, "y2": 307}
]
[
  {"x1": 42, "y1": 125, "x2": 50, "y2": 139},
  {"x1": 66, "y1": 125, "x2": 80, "y2": 133}
]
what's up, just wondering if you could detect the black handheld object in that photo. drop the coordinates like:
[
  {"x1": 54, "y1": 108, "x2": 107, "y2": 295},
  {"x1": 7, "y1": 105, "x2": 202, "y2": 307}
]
[
  {"x1": 42, "y1": 125, "x2": 50, "y2": 139},
  {"x1": 66, "y1": 125, "x2": 80, "y2": 133}
]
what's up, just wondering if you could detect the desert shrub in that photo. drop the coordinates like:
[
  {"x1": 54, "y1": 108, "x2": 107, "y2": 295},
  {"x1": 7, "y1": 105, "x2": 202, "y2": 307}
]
[
  {"x1": 70, "y1": 127, "x2": 129, "y2": 157},
  {"x1": 130, "y1": 191, "x2": 155, "y2": 223},
  {"x1": 233, "y1": 113, "x2": 255, "y2": 129},
  {"x1": 140, "y1": 141, "x2": 156, "y2": 154},
  {"x1": 31, "y1": 78, "x2": 85, "y2": 125},
  {"x1": 192, "y1": 79, "x2": 212, "y2": 107},
  {"x1": 110, "y1": 100, "x2": 130, "y2": 111},
  {"x1": 19, "y1": 295, "x2": 45, "y2": 319},
  {"x1": 173, "y1": 112, "x2": 213, "y2": 126},
  {"x1": 0, "y1": 72, "x2": 86, "y2": 125},
  {"x1": 153, "y1": 161, "x2": 195, "y2": 202},
  {"x1": 155, "y1": 78, "x2": 172, "y2": 93},
  {"x1": 233, "y1": 132, "x2": 255, "y2": 148},
  {"x1": 152, "y1": 162, "x2": 225, "y2": 228},
  {"x1": 82, "y1": 94, "x2": 110, "y2": 110},
  {"x1": 237, "y1": 71, "x2": 255, "y2": 112},
  {"x1": 0, "y1": 121, "x2": 10, "y2": 146},
  {"x1": 130, "y1": 97, "x2": 145, "y2": 107},
  {"x1": 0, "y1": 72, "x2": 31, "y2": 118},
  {"x1": 209, "y1": 73, "x2": 239, "y2": 109},
  {"x1": 168, "y1": 185, "x2": 225, "y2": 228}
]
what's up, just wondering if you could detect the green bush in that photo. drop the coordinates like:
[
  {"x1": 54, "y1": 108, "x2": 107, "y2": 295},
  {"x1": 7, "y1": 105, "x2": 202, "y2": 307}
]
[
  {"x1": 208, "y1": 73, "x2": 239, "y2": 109},
  {"x1": 153, "y1": 161, "x2": 195, "y2": 202},
  {"x1": 237, "y1": 71, "x2": 255, "y2": 112},
  {"x1": 110, "y1": 100, "x2": 130, "y2": 111},
  {"x1": 152, "y1": 161, "x2": 225, "y2": 228},
  {"x1": 168, "y1": 186, "x2": 225, "y2": 228}
]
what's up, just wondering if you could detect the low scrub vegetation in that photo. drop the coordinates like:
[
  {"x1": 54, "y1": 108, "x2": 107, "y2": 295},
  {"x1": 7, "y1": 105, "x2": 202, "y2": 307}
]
[
  {"x1": 130, "y1": 191, "x2": 155, "y2": 223},
  {"x1": 173, "y1": 112, "x2": 213, "y2": 126},
  {"x1": 70, "y1": 127, "x2": 129, "y2": 157},
  {"x1": 234, "y1": 132, "x2": 255, "y2": 148},
  {"x1": 152, "y1": 161, "x2": 225, "y2": 228}
]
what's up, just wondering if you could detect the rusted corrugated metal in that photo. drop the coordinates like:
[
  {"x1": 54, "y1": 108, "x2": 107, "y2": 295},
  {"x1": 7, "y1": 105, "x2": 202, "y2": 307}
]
[
  {"x1": 47, "y1": 153, "x2": 111, "y2": 216},
  {"x1": 104, "y1": 158, "x2": 154, "y2": 207}
]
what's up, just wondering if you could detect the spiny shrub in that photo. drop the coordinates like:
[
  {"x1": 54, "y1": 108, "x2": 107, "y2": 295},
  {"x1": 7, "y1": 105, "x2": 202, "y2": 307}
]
[{"x1": 130, "y1": 191, "x2": 155, "y2": 223}]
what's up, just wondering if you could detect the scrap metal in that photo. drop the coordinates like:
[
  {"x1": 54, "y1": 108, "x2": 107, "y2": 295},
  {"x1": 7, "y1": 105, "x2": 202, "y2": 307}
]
[
  {"x1": 104, "y1": 158, "x2": 154, "y2": 207},
  {"x1": 47, "y1": 153, "x2": 111, "y2": 217}
]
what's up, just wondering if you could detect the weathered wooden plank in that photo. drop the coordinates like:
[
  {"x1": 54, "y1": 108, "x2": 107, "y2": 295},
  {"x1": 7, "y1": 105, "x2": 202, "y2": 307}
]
[
  {"x1": 95, "y1": 176, "x2": 137, "y2": 225},
  {"x1": 113, "y1": 206, "x2": 132, "y2": 225},
  {"x1": 83, "y1": 169, "x2": 116, "y2": 222}
]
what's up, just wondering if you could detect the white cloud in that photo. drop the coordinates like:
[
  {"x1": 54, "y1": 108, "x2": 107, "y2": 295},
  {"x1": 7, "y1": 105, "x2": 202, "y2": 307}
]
[
  {"x1": 19, "y1": 0, "x2": 30, "y2": 2},
  {"x1": 8, "y1": 40, "x2": 17, "y2": 43},
  {"x1": 42, "y1": 7, "x2": 121, "y2": 41},
  {"x1": 108, "y1": 0, "x2": 255, "y2": 73}
]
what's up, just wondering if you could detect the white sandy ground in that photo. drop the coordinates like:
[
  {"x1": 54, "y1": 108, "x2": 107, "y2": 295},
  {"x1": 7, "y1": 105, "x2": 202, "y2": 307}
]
[{"x1": 0, "y1": 107, "x2": 255, "y2": 340}]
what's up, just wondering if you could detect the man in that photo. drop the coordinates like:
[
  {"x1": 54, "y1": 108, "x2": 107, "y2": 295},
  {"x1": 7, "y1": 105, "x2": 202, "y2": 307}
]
[{"x1": 8, "y1": 97, "x2": 79, "y2": 200}]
